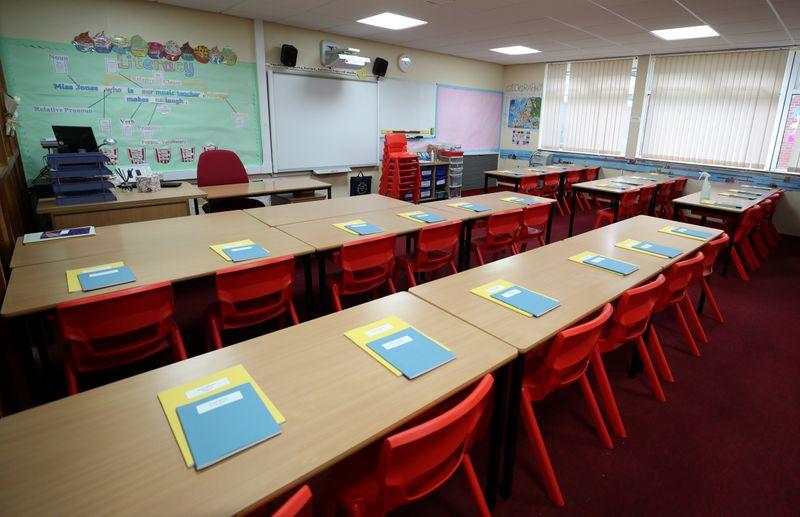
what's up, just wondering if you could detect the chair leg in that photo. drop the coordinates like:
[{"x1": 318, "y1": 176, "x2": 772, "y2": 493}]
[
  {"x1": 578, "y1": 374, "x2": 613, "y2": 449},
  {"x1": 682, "y1": 295, "x2": 708, "y2": 344},
  {"x1": 404, "y1": 263, "x2": 417, "y2": 288},
  {"x1": 672, "y1": 303, "x2": 701, "y2": 357},
  {"x1": 288, "y1": 302, "x2": 300, "y2": 326},
  {"x1": 330, "y1": 285, "x2": 343, "y2": 312},
  {"x1": 648, "y1": 326, "x2": 675, "y2": 383},
  {"x1": 207, "y1": 317, "x2": 224, "y2": 351},
  {"x1": 731, "y1": 248, "x2": 750, "y2": 281},
  {"x1": 635, "y1": 336, "x2": 666, "y2": 402},
  {"x1": 590, "y1": 348, "x2": 627, "y2": 438},
  {"x1": 752, "y1": 231, "x2": 769, "y2": 259},
  {"x1": 473, "y1": 247, "x2": 485, "y2": 266},
  {"x1": 537, "y1": 234, "x2": 546, "y2": 247},
  {"x1": 386, "y1": 278, "x2": 397, "y2": 294},
  {"x1": 520, "y1": 390, "x2": 565, "y2": 506},
  {"x1": 65, "y1": 363, "x2": 80, "y2": 396},
  {"x1": 701, "y1": 277, "x2": 724, "y2": 323},
  {"x1": 740, "y1": 238, "x2": 760, "y2": 270},
  {"x1": 461, "y1": 455, "x2": 491, "y2": 517}
]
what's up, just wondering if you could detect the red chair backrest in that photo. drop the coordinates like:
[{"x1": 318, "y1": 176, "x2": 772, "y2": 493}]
[
  {"x1": 736, "y1": 205, "x2": 761, "y2": 240},
  {"x1": 522, "y1": 203, "x2": 550, "y2": 228},
  {"x1": 413, "y1": 221, "x2": 461, "y2": 269},
  {"x1": 374, "y1": 375, "x2": 493, "y2": 506},
  {"x1": 584, "y1": 167, "x2": 600, "y2": 181},
  {"x1": 541, "y1": 304, "x2": 613, "y2": 386},
  {"x1": 484, "y1": 209, "x2": 523, "y2": 249},
  {"x1": 657, "y1": 252, "x2": 704, "y2": 307},
  {"x1": 384, "y1": 133, "x2": 408, "y2": 152},
  {"x1": 520, "y1": 175, "x2": 541, "y2": 192},
  {"x1": 56, "y1": 282, "x2": 178, "y2": 373},
  {"x1": 197, "y1": 150, "x2": 249, "y2": 187},
  {"x1": 215, "y1": 255, "x2": 296, "y2": 328},
  {"x1": 273, "y1": 485, "x2": 312, "y2": 517},
  {"x1": 671, "y1": 177, "x2": 687, "y2": 198},
  {"x1": 605, "y1": 274, "x2": 665, "y2": 344},
  {"x1": 566, "y1": 170, "x2": 583, "y2": 184},
  {"x1": 700, "y1": 233, "x2": 729, "y2": 277},
  {"x1": 339, "y1": 234, "x2": 397, "y2": 294},
  {"x1": 543, "y1": 172, "x2": 560, "y2": 188},
  {"x1": 636, "y1": 184, "x2": 657, "y2": 210},
  {"x1": 656, "y1": 181, "x2": 675, "y2": 202}
]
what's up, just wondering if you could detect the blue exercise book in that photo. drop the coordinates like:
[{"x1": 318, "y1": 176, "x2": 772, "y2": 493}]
[
  {"x1": 223, "y1": 243, "x2": 271, "y2": 262},
  {"x1": 77, "y1": 265, "x2": 136, "y2": 291},
  {"x1": 714, "y1": 200, "x2": 743, "y2": 208},
  {"x1": 632, "y1": 241, "x2": 682, "y2": 258},
  {"x1": 614, "y1": 178, "x2": 644, "y2": 186},
  {"x1": 458, "y1": 203, "x2": 490, "y2": 212},
  {"x1": 367, "y1": 327, "x2": 455, "y2": 379},
  {"x1": 410, "y1": 212, "x2": 447, "y2": 224},
  {"x1": 176, "y1": 383, "x2": 281, "y2": 470},
  {"x1": 490, "y1": 285, "x2": 561, "y2": 317},
  {"x1": 673, "y1": 227, "x2": 713, "y2": 239},
  {"x1": 583, "y1": 255, "x2": 639, "y2": 276},
  {"x1": 607, "y1": 182, "x2": 632, "y2": 190},
  {"x1": 345, "y1": 222, "x2": 384, "y2": 235},
  {"x1": 505, "y1": 197, "x2": 540, "y2": 206},
  {"x1": 727, "y1": 193, "x2": 758, "y2": 200}
]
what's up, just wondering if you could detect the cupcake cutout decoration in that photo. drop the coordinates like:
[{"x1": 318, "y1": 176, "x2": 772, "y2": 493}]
[
  {"x1": 130, "y1": 35, "x2": 147, "y2": 57},
  {"x1": 72, "y1": 32, "x2": 94, "y2": 52},
  {"x1": 209, "y1": 46, "x2": 223, "y2": 64},
  {"x1": 93, "y1": 31, "x2": 112, "y2": 53},
  {"x1": 164, "y1": 40, "x2": 181, "y2": 61},
  {"x1": 194, "y1": 45, "x2": 210, "y2": 63},
  {"x1": 147, "y1": 41, "x2": 164, "y2": 59},
  {"x1": 222, "y1": 48, "x2": 237, "y2": 66},
  {"x1": 180, "y1": 42, "x2": 194, "y2": 61},
  {"x1": 111, "y1": 35, "x2": 129, "y2": 54}
]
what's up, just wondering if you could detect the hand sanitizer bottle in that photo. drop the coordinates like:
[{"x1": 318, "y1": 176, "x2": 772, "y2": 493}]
[{"x1": 699, "y1": 171, "x2": 711, "y2": 201}]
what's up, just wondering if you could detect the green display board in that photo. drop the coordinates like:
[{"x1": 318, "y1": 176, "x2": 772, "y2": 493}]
[{"x1": 0, "y1": 36, "x2": 262, "y2": 180}]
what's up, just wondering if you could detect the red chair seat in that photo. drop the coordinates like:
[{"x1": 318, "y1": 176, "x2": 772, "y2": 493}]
[{"x1": 327, "y1": 234, "x2": 397, "y2": 311}]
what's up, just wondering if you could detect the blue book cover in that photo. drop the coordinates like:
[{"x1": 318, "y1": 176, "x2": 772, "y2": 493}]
[
  {"x1": 490, "y1": 285, "x2": 561, "y2": 317},
  {"x1": 582, "y1": 255, "x2": 639, "y2": 276},
  {"x1": 614, "y1": 178, "x2": 644, "y2": 185},
  {"x1": 77, "y1": 265, "x2": 136, "y2": 291},
  {"x1": 632, "y1": 241, "x2": 682, "y2": 258},
  {"x1": 505, "y1": 197, "x2": 540, "y2": 206},
  {"x1": 366, "y1": 327, "x2": 455, "y2": 379},
  {"x1": 715, "y1": 200, "x2": 742, "y2": 208},
  {"x1": 176, "y1": 383, "x2": 281, "y2": 470},
  {"x1": 673, "y1": 227, "x2": 713, "y2": 239},
  {"x1": 222, "y1": 243, "x2": 271, "y2": 262},
  {"x1": 411, "y1": 212, "x2": 447, "y2": 224},
  {"x1": 345, "y1": 222, "x2": 385, "y2": 235},
  {"x1": 607, "y1": 182, "x2": 632, "y2": 190},
  {"x1": 458, "y1": 203, "x2": 490, "y2": 212}
]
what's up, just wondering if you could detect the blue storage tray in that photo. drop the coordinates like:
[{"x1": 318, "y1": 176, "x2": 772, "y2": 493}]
[
  {"x1": 50, "y1": 164, "x2": 113, "y2": 179},
  {"x1": 55, "y1": 191, "x2": 117, "y2": 206},
  {"x1": 53, "y1": 181, "x2": 114, "y2": 194},
  {"x1": 47, "y1": 152, "x2": 109, "y2": 167}
]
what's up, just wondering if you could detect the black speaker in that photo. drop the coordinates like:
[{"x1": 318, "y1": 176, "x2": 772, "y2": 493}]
[
  {"x1": 280, "y1": 44, "x2": 297, "y2": 67},
  {"x1": 373, "y1": 57, "x2": 388, "y2": 77}
]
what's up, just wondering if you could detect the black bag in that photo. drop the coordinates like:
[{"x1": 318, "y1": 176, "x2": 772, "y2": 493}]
[{"x1": 349, "y1": 171, "x2": 372, "y2": 196}]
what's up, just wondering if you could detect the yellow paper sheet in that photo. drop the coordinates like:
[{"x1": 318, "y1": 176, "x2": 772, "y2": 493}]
[
  {"x1": 501, "y1": 196, "x2": 530, "y2": 205},
  {"x1": 210, "y1": 239, "x2": 256, "y2": 261},
  {"x1": 333, "y1": 219, "x2": 366, "y2": 235},
  {"x1": 65, "y1": 262, "x2": 125, "y2": 293},
  {"x1": 157, "y1": 364, "x2": 285, "y2": 468},
  {"x1": 397, "y1": 211, "x2": 427, "y2": 222},
  {"x1": 446, "y1": 202, "x2": 474, "y2": 211},
  {"x1": 471, "y1": 279, "x2": 534, "y2": 317},
  {"x1": 658, "y1": 226, "x2": 708, "y2": 241},
  {"x1": 615, "y1": 239, "x2": 671, "y2": 259},
  {"x1": 568, "y1": 251, "x2": 638, "y2": 276}
]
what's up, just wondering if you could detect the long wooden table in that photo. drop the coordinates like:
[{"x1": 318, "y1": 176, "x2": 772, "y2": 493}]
[
  {"x1": 409, "y1": 215, "x2": 722, "y2": 499},
  {"x1": 0, "y1": 292, "x2": 516, "y2": 515},
  {"x1": 200, "y1": 177, "x2": 332, "y2": 203},
  {"x1": 37, "y1": 182, "x2": 206, "y2": 229},
  {"x1": 244, "y1": 194, "x2": 412, "y2": 227},
  {"x1": 483, "y1": 164, "x2": 585, "y2": 195}
]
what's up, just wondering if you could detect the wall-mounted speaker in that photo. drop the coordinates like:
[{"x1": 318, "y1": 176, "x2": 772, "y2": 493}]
[
  {"x1": 373, "y1": 57, "x2": 388, "y2": 77},
  {"x1": 280, "y1": 44, "x2": 298, "y2": 67}
]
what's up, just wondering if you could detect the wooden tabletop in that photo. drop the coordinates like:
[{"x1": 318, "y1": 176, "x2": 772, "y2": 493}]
[
  {"x1": 277, "y1": 206, "x2": 462, "y2": 252},
  {"x1": 200, "y1": 177, "x2": 332, "y2": 201},
  {"x1": 37, "y1": 182, "x2": 206, "y2": 215},
  {"x1": 2, "y1": 225, "x2": 314, "y2": 317},
  {"x1": 425, "y1": 191, "x2": 556, "y2": 221},
  {"x1": 245, "y1": 194, "x2": 413, "y2": 227},
  {"x1": 0, "y1": 292, "x2": 516, "y2": 516},
  {"x1": 572, "y1": 174, "x2": 673, "y2": 195},
  {"x1": 484, "y1": 169, "x2": 542, "y2": 179},
  {"x1": 410, "y1": 215, "x2": 721, "y2": 353},
  {"x1": 672, "y1": 182, "x2": 778, "y2": 213}
]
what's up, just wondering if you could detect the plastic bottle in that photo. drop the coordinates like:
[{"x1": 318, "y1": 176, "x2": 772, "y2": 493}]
[{"x1": 699, "y1": 171, "x2": 711, "y2": 201}]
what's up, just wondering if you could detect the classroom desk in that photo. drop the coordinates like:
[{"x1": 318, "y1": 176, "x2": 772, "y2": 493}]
[
  {"x1": 0, "y1": 292, "x2": 516, "y2": 516},
  {"x1": 671, "y1": 182, "x2": 778, "y2": 276},
  {"x1": 409, "y1": 215, "x2": 722, "y2": 499},
  {"x1": 198, "y1": 177, "x2": 333, "y2": 213},
  {"x1": 426, "y1": 192, "x2": 557, "y2": 270},
  {"x1": 244, "y1": 194, "x2": 412, "y2": 227},
  {"x1": 483, "y1": 164, "x2": 586, "y2": 196},
  {"x1": 36, "y1": 182, "x2": 206, "y2": 229}
]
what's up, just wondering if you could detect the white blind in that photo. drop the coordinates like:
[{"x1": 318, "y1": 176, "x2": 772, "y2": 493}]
[
  {"x1": 540, "y1": 58, "x2": 635, "y2": 155},
  {"x1": 640, "y1": 49, "x2": 788, "y2": 170}
]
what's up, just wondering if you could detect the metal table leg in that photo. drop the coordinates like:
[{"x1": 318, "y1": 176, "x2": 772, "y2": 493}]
[
  {"x1": 302, "y1": 254, "x2": 313, "y2": 316},
  {"x1": 568, "y1": 190, "x2": 578, "y2": 237},
  {"x1": 316, "y1": 251, "x2": 328, "y2": 314},
  {"x1": 721, "y1": 215, "x2": 739, "y2": 278},
  {"x1": 485, "y1": 361, "x2": 511, "y2": 509},
  {"x1": 545, "y1": 202, "x2": 555, "y2": 244},
  {"x1": 500, "y1": 354, "x2": 526, "y2": 499}
]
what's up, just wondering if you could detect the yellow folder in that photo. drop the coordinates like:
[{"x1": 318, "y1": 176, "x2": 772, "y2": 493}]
[
  {"x1": 615, "y1": 239, "x2": 670, "y2": 259},
  {"x1": 157, "y1": 364, "x2": 285, "y2": 468},
  {"x1": 447, "y1": 202, "x2": 473, "y2": 211},
  {"x1": 210, "y1": 239, "x2": 256, "y2": 261},
  {"x1": 658, "y1": 225, "x2": 708, "y2": 241},
  {"x1": 397, "y1": 211, "x2": 427, "y2": 222},
  {"x1": 470, "y1": 279, "x2": 551, "y2": 317},
  {"x1": 333, "y1": 219, "x2": 366, "y2": 235},
  {"x1": 568, "y1": 251, "x2": 638, "y2": 276},
  {"x1": 65, "y1": 262, "x2": 125, "y2": 293},
  {"x1": 501, "y1": 196, "x2": 529, "y2": 205}
]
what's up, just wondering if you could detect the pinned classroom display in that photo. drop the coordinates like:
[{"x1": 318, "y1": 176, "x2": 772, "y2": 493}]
[
  {"x1": 569, "y1": 252, "x2": 640, "y2": 276},
  {"x1": 23, "y1": 226, "x2": 95, "y2": 244},
  {"x1": 616, "y1": 239, "x2": 682, "y2": 259},
  {"x1": 210, "y1": 240, "x2": 270, "y2": 262},
  {"x1": 659, "y1": 226, "x2": 714, "y2": 241},
  {"x1": 65, "y1": 261, "x2": 134, "y2": 292},
  {"x1": 158, "y1": 364, "x2": 284, "y2": 468},
  {"x1": 447, "y1": 201, "x2": 491, "y2": 212},
  {"x1": 333, "y1": 219, "x2": 384, "y2": 235},
  {"x1": 471, "y1": 279, "x2": 560, "y2": 317},
  {"x1": 397, "y1": 211, "x2": 448, "y2": 224},
  {"x1": 344, "y1": 316, "x2": 455, "y2": 379}
]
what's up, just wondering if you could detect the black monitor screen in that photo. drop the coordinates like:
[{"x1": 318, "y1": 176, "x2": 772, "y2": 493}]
[{"x1": 52, "y1": 126, "x2": 98, "y2": 153}]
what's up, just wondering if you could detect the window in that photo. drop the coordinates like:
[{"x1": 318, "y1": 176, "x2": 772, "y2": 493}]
[
  {"x1": 772, "y1": 51, "x2": 800, "y2": 172},
  {"x1": 639, "y1": 49, "x2": 789, "y2": 170},
  {"x1": 540, "y1": 58, "x2": 637, "y2": 156}
]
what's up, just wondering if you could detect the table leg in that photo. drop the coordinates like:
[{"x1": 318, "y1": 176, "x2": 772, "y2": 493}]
[
  {"x1": 316, "y1": 251, "x2": 328, "y2": 314},
  {"x1": 721, "y1": 216, "x2": 739, "y2": 278},
  {"x1": 568, "y1": 191, "x2": 577, "y2": 237},
  {"x1": 545, "y1": 202, "x2": 555, "y2": 244},
  {"x1": 485, "y1": 361, "x2": 511, "y2": 509},
  {"x1": 302, "y1": 254, "x2": 313, "y2": 316},
  {"x1": 515, "y1": 178, "x2": 521, "y2": 193},
  {"x1": 649, "y1": 185, "x2": 659, "y2": 215},
  {"x1": 484, "y1": 175, "x2": 489, "y2": 194},
  {"x1": 500, "y1": 354, "x2": 525, "y2": 499},
  {"x1": 461, "y1": 220, "x2": 474, "y2": 271},
  {"x1": 193, "y1": 198, "x2": 199, "y2": 215},
  {"x1": 327, "y1": 186, "x2": 332, "y2": 199}
]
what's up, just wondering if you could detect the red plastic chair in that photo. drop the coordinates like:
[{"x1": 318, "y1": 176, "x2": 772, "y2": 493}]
[
  {"x1": 655, "y1": 180, "x2": 676, "y2": 218},
  {"x1": 398, "y1": 221, "x2": 461, "y2": 287},
  {"x1": 272, "y1": 485, "x2": 312, "y2": 517},
  {"x1": 730, "y1": 206, "x2": 762, "y2": 281},
  {"x1": 327, "y1": 234, "x2": 397, "y2": 311},
  {"x1": 594, "y1": 190, "x2": 638, "y2": 228},
  {"x1": 56, "y1": 281, "x2": 187, "y2": 395},
  {"x1": 577, "y1": 167, "x2": 600, "y2": 209},
  {"x1": 517, "y1": 203, "x2": 551, "y2": 251},
  {"x1": 197, "y1": 150, "x2": 265, "y2": 213},
  {"x1": 206, "y1": 256, "x2": 299, "y2": 350},
  {"x1": 635, "y1": 184, "x2": 657, "y2": 215},
  {"x1": 751, "y1": 199, "x2": 772, "y2": 260},
  {"x1": 470, "y1": 209, "x2": 522, "y2": 266},
  {"x1": 520, "y1": 304, "x2": 614, "y2": 507},
  {"x1": 524, "y1": 173, "x2": 564, "y2": 215},
  {"x1": 760, "y1": 194, "x2": 781, "y2": 247},
  {"x1": 329, "y1": 375, "x2": 494, "y2": 516},
  {"x1": 591, "y1": 275, "x2": 667, "y2": 439},
  {"x1": 693, "y1": 233, "x2": 729, "y2": 323},
  {"x1": 561, "y1": 169, "x2": 586, "y2": 214}
]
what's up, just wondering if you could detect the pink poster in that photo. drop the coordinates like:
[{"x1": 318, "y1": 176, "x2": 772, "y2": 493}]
[{"x1": 436, "y1": 85, "x2": 502, "y2": 151}]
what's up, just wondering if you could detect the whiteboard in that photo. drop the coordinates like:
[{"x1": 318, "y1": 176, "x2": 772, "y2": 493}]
[
  {"x1": 379, "y1": 78, "x2": 437, "y2": 135},
  {"x1": 271, "y1": 73, "x2": 378, "y2": 171}
]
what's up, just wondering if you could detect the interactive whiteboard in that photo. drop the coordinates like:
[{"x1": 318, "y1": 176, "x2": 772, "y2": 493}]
[{"x1": 378, "y1": 78, "x2": 436, "y2": 135}]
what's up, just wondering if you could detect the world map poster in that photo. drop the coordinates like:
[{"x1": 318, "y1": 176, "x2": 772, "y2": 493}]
[{"x1": 507, "y1": 95, "x2": 541, "y2": 130}]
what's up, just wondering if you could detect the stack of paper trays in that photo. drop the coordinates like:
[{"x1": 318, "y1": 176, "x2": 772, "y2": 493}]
[
  {"x1": 569, "y1": 252, "x2": 640, "y2": 276},
  {"x1": 210, "y1": 240, "x2": 270, "y2": 262},
  {"x1": 65, "y1": 262, "x2": 136, "y2": 292},
  {"x1": 616, "y1": 239, "x2": 681, "y2": 259},
  {"x1": 472, "y1": 279, "x2": 560, "y2": 317},
  {"x1": 397, "y1": 211, "x2": 447, "y2": 224},
  {"x1": 659, "y1": 226, "x2": 713, "y2": 241},
  {"x1": 334, "y1": 220, "x2": 384, "y2": 235},
  {"x1": 345, "y1": 316, "x2": 455, "y2": 379},
  {"x1": 158, "y1": 365, "x2": 284, "y2": 470}
]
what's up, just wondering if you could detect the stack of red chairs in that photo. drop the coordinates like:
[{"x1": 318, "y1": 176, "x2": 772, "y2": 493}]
[{"x1": 379, "y1": 134, "x2": 421, "y2": 203}]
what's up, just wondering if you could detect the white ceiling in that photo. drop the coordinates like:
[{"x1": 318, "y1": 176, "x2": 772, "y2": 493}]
[{"x1": 154, "y1": 0, "x2": 800, "y2": 64}]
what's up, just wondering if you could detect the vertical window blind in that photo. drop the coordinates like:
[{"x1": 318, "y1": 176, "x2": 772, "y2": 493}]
[
  {"x1": 639, "y1": 49, "x2": 789, "y2": 170},
  {"x1": 540, "y1": 58, "x2": 635, "y2": 155}
]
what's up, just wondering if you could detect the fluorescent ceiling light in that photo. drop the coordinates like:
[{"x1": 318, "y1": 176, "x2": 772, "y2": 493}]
[
  {"x1": 651, "y1": 25, "x2": 719, "y2": 40},
  {"x1": 490, "y1": 45, "x2": 541, "y2": 55},
  {"x1": 357, "y1": 12, "x2": 427, "y2": 30}
]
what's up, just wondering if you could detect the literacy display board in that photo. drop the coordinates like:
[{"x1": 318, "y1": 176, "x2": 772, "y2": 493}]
[{"x1": 0, "y1": 34, "x2": 263, "y2": 180}]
